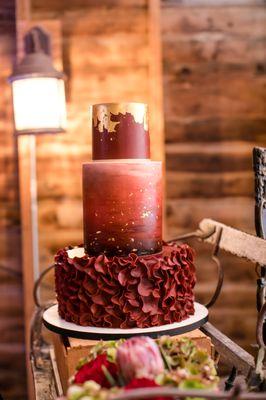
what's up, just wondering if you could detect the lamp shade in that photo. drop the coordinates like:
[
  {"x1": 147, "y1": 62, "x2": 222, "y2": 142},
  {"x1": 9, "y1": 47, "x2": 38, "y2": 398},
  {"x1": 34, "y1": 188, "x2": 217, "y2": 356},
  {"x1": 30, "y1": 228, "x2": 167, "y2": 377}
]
[
  {"x1": 11, "y1": 76, "x2": 66, "y2": 134},
  {"x1": 9, "y1": 26, "x2": 67, "y2": 135}
]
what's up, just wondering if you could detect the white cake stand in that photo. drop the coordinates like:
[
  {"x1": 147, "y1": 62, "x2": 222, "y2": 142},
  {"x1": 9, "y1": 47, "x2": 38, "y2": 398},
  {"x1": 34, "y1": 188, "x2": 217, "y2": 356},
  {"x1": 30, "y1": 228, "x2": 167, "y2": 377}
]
[{"x1": 43, "y1": 302, "x2": 208, "y2": 340}]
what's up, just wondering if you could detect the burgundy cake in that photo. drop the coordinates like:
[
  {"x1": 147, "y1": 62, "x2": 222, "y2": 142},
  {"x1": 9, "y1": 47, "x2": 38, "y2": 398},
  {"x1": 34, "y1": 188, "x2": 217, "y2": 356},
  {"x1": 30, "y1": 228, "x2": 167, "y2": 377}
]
[{"x1": 55, "y1": 102, "x2": 196, "y2": 328}]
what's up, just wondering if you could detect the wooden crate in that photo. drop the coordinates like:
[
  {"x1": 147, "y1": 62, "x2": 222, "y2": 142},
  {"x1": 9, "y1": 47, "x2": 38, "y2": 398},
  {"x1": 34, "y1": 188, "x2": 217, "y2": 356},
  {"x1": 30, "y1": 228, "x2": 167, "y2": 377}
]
[{"x1": 52, "y1": 329, "x2": 214, "y2": 394}]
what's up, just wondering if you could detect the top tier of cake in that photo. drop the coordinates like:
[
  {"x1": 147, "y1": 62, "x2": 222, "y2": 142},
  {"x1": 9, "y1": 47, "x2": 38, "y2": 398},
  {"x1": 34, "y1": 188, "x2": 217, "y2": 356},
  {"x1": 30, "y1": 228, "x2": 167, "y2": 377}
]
[
  {"x1": 92, "y1": 103, "x2": 150, "y2": 160},
  {"x1": 83, "y1": 102, "x2": 162, "y2": 257}
]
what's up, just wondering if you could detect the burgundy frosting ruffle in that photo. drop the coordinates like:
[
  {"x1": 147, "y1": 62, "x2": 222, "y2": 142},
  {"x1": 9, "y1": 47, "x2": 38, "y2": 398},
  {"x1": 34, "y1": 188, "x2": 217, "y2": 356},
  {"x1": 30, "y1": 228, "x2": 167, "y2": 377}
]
[{"x1": 55, "y1": 244, "x2": 196, "y2": 328}]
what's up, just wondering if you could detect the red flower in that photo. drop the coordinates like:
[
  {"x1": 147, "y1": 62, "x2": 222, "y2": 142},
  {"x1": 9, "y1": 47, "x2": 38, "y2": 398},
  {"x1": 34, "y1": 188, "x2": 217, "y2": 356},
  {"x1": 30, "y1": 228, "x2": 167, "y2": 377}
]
[
  {"x1": 125, "y1": 378, "x2": 159, "y2": 390},
  {"x1": 74, "y1": 354, "x2": 118, "y2": 387},
  {"x1": 125, "y1": 378, "x2": 171, "y2": 400}
]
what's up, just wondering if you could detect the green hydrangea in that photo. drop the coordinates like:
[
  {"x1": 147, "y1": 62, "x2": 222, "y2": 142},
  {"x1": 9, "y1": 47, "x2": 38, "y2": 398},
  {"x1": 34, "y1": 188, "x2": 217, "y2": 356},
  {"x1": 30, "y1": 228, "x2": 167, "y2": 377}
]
[
  {"x1": 66, "y1": 380, "x2": 120, "y2": 400},
  {"x1": 156, "y1": 336, "x2": 218, "y2": 389}
]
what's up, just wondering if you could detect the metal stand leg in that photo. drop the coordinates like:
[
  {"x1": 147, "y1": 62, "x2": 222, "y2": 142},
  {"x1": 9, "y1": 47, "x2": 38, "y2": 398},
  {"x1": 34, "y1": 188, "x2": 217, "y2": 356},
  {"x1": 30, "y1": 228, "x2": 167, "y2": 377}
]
[{"x1": 225, "y1": 366, "x2": 237, "y2": 391}]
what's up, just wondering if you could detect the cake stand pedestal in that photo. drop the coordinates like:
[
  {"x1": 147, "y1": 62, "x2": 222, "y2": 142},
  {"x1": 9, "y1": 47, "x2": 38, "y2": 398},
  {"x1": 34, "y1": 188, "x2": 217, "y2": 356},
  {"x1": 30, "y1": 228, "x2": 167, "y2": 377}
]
[{"x1": 43, "y1": 302, "x2": 208, "y2": 340}]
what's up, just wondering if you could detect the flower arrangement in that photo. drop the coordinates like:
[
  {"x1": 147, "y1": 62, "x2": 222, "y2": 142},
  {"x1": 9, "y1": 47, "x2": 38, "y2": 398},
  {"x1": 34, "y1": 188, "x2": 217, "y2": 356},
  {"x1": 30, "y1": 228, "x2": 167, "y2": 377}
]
[{"x1": 65, "y1": 336, "x2": 218, "y2": 400}]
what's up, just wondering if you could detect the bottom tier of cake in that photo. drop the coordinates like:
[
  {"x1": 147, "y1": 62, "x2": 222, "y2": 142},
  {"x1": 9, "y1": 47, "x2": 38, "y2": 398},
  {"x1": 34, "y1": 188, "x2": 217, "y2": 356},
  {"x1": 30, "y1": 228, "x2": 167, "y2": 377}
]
[{"x1": 55, "y1": 244, "x2": 196, "y2": 329}]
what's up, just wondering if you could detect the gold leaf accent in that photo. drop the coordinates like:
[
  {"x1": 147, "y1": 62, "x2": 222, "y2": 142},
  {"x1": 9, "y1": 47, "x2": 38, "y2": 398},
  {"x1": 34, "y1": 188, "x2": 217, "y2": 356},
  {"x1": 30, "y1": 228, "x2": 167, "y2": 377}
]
[{"x1": 92, "y1": 102, "x2": 148, "y2": 133}]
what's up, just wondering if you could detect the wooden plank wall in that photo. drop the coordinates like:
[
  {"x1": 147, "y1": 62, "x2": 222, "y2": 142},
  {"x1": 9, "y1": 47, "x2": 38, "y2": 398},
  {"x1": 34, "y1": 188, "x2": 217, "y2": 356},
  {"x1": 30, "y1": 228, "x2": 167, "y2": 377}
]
[
  {"x1": 0, "y1": 0, "x2": 265, "y2": 398},
  {"x1": 0, "y1": 1, "x2": 27, "y2": 399},
  {"x1": 162, "y1": 0, "x2": 266, "y2": 352}
]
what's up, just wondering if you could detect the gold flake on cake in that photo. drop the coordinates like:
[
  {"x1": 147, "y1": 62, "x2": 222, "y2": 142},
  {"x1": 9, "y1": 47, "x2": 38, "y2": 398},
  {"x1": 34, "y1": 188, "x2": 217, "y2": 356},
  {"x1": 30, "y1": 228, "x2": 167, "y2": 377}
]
[
  {"x1": 92, "y1": 103, "x2": 148, "y2": 133},
  {"x1": 141, "y1": 211, "x2": 152, "y2": 219}
]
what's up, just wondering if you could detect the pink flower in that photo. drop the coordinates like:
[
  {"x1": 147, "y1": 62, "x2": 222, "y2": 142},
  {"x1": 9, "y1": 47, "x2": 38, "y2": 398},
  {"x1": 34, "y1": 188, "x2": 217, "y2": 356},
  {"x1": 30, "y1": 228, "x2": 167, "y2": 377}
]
[{"x1": 116, "y1": 336, "x2": 164, "y2": 383}]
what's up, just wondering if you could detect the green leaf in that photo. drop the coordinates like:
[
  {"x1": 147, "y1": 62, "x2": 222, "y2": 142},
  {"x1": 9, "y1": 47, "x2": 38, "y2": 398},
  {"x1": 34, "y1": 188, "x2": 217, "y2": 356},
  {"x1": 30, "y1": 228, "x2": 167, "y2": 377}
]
[{"x1": 101, "y1": 365, "x2": 117, "y2": 387}]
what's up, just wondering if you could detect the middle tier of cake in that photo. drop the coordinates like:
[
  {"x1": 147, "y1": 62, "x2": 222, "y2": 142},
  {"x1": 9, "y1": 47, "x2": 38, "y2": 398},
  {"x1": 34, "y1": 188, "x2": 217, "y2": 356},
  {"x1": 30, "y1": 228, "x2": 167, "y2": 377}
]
[{"x1": 83, "y1": 160, "x2": 162, "y2": 257}]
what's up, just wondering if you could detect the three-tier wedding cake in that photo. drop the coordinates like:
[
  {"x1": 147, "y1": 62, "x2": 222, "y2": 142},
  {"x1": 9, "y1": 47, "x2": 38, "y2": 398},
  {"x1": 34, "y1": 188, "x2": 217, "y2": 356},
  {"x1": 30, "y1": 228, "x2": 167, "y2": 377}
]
[{"x1": 55, "y1": 103, "x2": 196, "y2": 328}]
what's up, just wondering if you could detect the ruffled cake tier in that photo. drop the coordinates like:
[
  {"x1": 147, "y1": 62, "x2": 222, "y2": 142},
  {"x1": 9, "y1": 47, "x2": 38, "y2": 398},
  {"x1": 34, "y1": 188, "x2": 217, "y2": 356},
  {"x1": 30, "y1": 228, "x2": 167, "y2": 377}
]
[{"x1": 55, "y1": 244, "x2": 196, "y2": 329}]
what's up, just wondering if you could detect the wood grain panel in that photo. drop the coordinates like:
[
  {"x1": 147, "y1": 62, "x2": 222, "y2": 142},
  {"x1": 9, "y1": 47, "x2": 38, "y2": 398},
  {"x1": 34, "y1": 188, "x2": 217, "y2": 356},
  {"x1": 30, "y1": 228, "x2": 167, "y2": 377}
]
[
  {"x1": 161, "y1": 5, "x2": 265, "y2": 37},
  {"x1": 166, "y1": 171, "x2": 254, "y2": 198},
  {"x1": 32, "y1": 0, "x2": 147, "y2": 14},
  {"x1": 195, "y1": 253, "x2": 256, "y2": 283},
  {"x1": 67, "y1": 35, "x2": 149, "y2": 70},
  {"x1": 62, "y1": 8, "x2": 147, "y2": 35},
  {"x1": 208, "y1": 307, "x2": 257, "y2": 343},
  {"x1": 39, "y1": 228, "x2": 83, "y2": 254},
  {"x1": 195, "y1": 284, "x2": 256, "y2": 309},
  {"x1": 166, "y1": 197, "x2": 254, "y2": 232},
  {"x1": 164, "y1": 72, "x2": 266, "y2": 119},
  {"x1": 164, "y1": 116, "x2": 266, "y2": 143},
  {"x1": 163, "y1": 39, "x2": 265, "y2": 69},
  {"x1": 70, "y1": 68, "x2": 149, "y2": 102},
  {"x1": 165, "y1": 141, "x2": 254, "y2": 172}
]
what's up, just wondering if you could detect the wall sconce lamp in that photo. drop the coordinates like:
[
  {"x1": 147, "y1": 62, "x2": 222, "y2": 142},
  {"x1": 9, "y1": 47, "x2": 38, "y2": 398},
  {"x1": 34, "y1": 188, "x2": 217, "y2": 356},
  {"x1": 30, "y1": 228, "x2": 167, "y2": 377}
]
[
  {"x1": 8, "y1": 25, "x2": 67, "y2": 284},
  {"x1": 9, "y1": 26, "x2": 67, "y2": 135}
]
